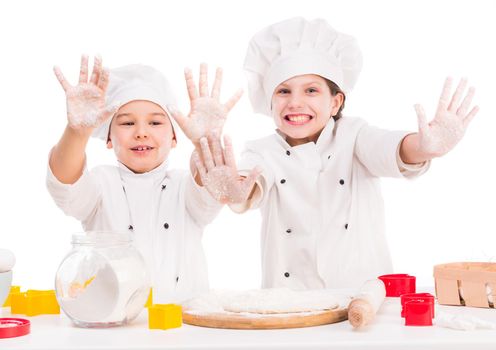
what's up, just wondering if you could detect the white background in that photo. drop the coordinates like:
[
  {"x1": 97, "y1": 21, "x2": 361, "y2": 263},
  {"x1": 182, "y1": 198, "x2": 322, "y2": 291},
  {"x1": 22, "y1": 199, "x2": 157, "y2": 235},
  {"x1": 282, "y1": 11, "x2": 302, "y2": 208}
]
[{"x1": 0, "y1": 0, "x2": 494, "y2": 290}]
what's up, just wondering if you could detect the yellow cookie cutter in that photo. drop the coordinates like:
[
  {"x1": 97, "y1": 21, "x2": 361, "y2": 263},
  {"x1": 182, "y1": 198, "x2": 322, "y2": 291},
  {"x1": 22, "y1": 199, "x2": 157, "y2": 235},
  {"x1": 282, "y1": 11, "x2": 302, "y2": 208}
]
[
  {"x1": 10, "y1": 289, "x2": 60, "y2": 316},
  {"x1": 148, "y1": 303, "x2": 182, "y2": 330}
]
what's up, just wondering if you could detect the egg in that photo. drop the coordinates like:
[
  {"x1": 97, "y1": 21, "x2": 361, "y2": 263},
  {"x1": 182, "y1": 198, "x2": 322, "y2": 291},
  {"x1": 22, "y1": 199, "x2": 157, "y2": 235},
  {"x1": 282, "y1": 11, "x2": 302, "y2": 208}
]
[{"x1": 0, "y1": 248, "x2": 16, "y2": 272}]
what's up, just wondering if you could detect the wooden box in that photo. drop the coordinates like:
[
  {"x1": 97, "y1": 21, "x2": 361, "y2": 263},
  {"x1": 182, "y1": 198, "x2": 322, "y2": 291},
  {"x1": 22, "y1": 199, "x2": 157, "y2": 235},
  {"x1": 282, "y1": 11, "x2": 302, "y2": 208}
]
[{"x1": 433, "y1": 262, "x2": 496, "y2": 308}]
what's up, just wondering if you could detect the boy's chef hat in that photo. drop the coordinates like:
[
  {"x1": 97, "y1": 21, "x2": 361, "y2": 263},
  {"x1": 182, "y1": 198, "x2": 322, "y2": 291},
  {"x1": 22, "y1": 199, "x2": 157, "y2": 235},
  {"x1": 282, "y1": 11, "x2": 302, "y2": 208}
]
[
  {"x1": 243, "y1": 17, "x2": 363, "y2": 116},
  {"x1": 93, "y1": 64, "x2": 179, "y2": 141}
]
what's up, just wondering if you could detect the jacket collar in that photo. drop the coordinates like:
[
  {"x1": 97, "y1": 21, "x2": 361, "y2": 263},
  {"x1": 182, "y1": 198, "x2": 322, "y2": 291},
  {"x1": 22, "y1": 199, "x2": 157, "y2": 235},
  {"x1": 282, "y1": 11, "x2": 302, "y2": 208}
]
[
  {"x1": 118, "y1": 159, "x2": 169, "y2": 181},
  {"x1": 275, "y1": 117, "x2": 336, "y2": 154}
]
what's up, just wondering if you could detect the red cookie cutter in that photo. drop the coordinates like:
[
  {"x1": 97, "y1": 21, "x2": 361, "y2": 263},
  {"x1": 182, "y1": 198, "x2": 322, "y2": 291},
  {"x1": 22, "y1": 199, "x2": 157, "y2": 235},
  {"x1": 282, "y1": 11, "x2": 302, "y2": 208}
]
[
  {"x1": 404, "y1": 300, "x2": 433, "y2": 326},
  {"x1": 400, "y1": 293, "x2": 435, "y2": 318},
  {"x1": 378, "y1": 274, "x2": 416, "y2": 297},
  {"x1": 0, "y1": 318, "x2": 30, "y2": 338}
]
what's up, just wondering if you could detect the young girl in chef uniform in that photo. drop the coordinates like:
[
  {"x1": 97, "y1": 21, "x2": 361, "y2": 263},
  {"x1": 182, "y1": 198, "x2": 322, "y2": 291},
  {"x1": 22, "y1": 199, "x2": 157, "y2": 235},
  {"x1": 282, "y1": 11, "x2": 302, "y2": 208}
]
[
  {"x1": 46, "y1": 57, "x2": 245, "y2": 302},
  {"x1": 192, "y1": 17, "x2": 479, "y2": 289}
]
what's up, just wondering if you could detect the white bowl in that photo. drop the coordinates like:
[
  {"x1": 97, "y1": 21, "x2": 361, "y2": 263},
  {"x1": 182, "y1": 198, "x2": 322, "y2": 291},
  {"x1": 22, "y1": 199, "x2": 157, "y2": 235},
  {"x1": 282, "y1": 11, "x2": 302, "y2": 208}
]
[{"x1": 0, "y1": 270, "x2": 13, "y2": 306}]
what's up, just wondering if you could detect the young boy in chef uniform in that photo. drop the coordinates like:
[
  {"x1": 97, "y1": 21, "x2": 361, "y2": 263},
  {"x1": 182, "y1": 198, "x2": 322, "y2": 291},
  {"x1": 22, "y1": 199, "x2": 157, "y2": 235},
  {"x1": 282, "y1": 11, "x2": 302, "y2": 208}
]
[
  {"x1": 193, "y1": 18, "x2": 479, "y2": 290},
  {"x1": 46, "y1": 57, "x2": 244, "y2": 301}
]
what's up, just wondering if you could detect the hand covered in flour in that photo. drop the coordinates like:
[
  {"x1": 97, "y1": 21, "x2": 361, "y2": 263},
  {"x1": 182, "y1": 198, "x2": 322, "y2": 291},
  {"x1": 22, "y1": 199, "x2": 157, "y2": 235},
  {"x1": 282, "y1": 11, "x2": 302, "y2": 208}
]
[
  {"x1": 194, "y1": 135, "x2": 261, "y2": 204},
  {"x1": 54, "y1": 55, "x2": 118, "y2": 130},
  {"x1": 170, "y1": 63, "x2": 243, "y2": 144},
  {"x1": 414, "y1": 77, "x2": 479, "y2": 158}
]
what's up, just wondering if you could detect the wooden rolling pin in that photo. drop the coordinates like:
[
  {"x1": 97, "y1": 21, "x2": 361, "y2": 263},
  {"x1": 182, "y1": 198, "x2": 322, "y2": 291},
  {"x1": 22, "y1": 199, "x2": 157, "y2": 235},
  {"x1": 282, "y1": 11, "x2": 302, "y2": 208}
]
[{"x1": 348, "y1": 279, "x2": 386, "y2": 328}]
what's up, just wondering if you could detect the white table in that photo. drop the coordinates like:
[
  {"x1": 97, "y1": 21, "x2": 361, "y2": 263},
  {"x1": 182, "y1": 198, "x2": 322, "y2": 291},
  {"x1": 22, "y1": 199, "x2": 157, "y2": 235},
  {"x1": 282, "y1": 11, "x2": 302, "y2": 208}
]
[{"x1": 1, "y1": 298, "x2": 496, "y2": 349}]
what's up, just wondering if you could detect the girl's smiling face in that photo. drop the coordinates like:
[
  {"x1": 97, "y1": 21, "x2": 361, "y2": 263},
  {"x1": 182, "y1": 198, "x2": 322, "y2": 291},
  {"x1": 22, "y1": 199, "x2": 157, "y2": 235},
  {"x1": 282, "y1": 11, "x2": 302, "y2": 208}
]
[
  {"x1": 271, "y1": 74, "x2": 344, "y2": 146},
  {"x1": 107, "y1": 100, "x2": 176, "y2": 173}
]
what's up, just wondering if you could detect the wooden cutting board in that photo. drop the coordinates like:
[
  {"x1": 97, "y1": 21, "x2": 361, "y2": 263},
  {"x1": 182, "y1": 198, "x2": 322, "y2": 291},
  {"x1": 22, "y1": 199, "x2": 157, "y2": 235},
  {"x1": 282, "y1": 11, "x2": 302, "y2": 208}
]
[{"x1": 182, "y1": 308, "x2": 348, "y2": 329}]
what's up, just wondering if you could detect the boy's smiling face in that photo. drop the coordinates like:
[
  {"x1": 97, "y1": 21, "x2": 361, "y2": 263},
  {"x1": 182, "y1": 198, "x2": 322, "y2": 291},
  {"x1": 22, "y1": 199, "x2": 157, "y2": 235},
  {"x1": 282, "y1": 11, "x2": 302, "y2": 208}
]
[
  {"x1": 271, "y1": 74, "x2": 343, "y2": 146},
  {"x1": 107, "y1": 100, "x2": 176, "y2": 173}
]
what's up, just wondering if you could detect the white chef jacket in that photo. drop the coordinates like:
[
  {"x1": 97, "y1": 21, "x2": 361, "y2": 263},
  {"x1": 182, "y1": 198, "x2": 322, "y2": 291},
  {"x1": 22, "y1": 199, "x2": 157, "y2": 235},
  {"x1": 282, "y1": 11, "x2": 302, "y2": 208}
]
[
  {"x1": 46, "y1": 159, "x2": 222, "y2": 302},
  {"x1": 233, "y1": 117, "x2": 429, "y2": 289}
]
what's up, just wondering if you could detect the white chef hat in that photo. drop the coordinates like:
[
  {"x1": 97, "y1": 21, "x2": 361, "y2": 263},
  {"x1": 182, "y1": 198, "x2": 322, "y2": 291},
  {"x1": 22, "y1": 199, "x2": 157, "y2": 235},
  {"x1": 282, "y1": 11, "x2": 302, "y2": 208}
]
[
  {"x1": 243, "y1": 17, "x2": 363, "y2": 116},
  {"x1": 93, "y1": 64, "x2": 179, "y2": 142}
]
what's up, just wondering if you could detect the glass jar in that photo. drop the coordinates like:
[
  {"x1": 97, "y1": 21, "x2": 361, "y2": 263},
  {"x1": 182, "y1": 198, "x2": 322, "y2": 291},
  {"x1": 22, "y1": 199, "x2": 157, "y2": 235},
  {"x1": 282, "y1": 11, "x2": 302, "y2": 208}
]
[{"x1": 55, "y1": 232, "x2": 150, "y2": 327}]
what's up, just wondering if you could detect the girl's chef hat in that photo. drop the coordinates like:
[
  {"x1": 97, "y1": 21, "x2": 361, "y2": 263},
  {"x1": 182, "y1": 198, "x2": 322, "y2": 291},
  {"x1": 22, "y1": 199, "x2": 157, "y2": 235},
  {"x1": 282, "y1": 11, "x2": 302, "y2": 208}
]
[
  {"x1": 93, "y1": 64, "x2": 179, "y2": 142},
  {"x1": 243, "y1": 17, "x2": 363, "y2": 116}
]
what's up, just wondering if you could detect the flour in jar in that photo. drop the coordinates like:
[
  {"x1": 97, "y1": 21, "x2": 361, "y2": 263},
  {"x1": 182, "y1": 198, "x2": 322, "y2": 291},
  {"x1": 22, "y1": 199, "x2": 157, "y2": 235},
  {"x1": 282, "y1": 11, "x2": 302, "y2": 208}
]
[
  {"x1": 184, "y1": 288, "x2": 341, "y2": 314},
  {"x1": 57, "y1": 250, "x2": 149, "y2": 325}
]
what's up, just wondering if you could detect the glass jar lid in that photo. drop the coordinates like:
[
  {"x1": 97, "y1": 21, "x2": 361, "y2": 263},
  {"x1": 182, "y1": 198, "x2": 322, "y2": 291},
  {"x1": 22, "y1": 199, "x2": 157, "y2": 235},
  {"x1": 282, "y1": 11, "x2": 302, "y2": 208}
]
[{"x1": 71, "y1": 232, "x2": 132, "y2": 246}]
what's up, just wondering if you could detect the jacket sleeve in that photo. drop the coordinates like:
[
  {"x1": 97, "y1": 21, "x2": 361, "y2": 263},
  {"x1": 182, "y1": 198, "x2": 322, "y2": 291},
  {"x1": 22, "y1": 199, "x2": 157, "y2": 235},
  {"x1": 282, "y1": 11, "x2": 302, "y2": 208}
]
[
  {"x1": 354, "y1": 124, "x2": 430, "y2": 178},
  {"x1": 46, "y1": 161, "x2": 102, "y2": 222},
  {"x1": 184, "y1": 173, "x2": 223, "y2": 228}
]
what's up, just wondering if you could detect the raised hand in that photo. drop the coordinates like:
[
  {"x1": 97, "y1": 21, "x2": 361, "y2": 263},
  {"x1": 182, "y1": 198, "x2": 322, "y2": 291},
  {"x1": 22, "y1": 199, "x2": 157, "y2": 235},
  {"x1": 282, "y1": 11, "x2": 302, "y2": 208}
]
[
  {"x1": 414, "y1": 77, "x2": 479, "y2": 158},
  {"x1": 194, "y1": 135, "x2": 260, "y2": 204},
  {"x1": 170, "y1": 63, "x2": 243, "y2": 144},
  {"x1": 54, "y1": 55, "x2": 118, "y2": 131}
]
